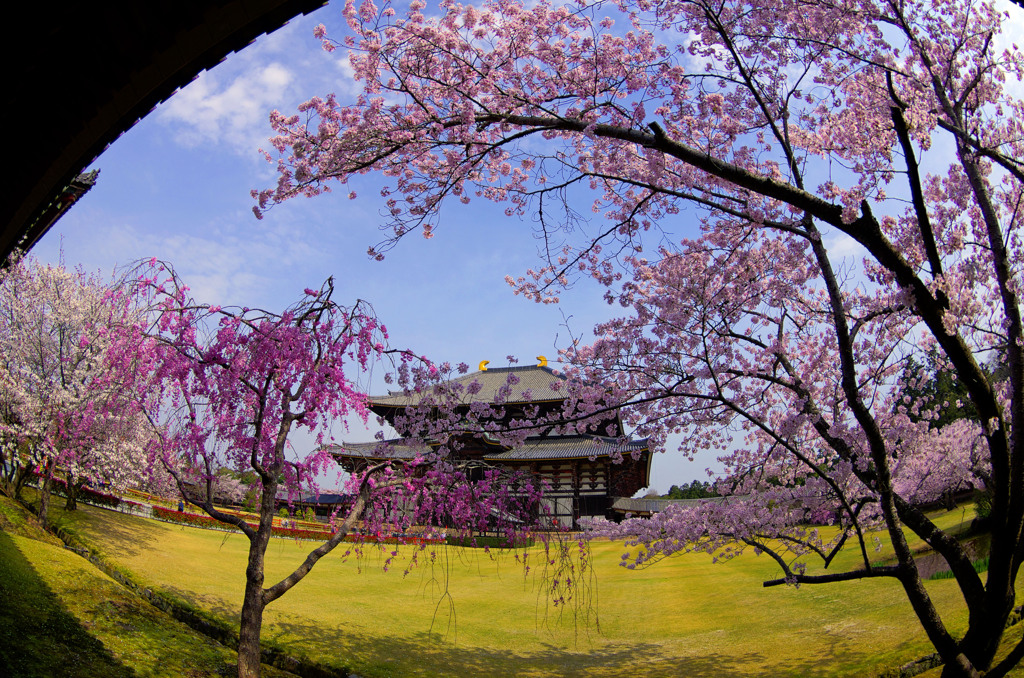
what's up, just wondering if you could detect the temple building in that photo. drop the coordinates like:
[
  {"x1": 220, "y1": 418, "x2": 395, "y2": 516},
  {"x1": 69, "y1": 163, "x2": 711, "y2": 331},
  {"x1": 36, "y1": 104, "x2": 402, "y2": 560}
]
[{"x1": 327, "y1": 358, "x2": 652, "y2": 528}]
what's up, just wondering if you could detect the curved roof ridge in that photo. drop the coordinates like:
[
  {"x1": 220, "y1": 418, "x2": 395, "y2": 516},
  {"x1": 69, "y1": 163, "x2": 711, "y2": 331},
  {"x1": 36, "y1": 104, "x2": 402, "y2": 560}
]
[{"x1": 370, "y1": 363, "x2": 570, "y2": 408}]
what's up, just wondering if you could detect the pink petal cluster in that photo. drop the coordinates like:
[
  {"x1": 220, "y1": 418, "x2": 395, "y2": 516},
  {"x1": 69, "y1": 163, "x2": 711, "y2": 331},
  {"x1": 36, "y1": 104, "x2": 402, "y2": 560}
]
[
  {"x1": 99, "y1": 260, "x2": 565, "y2": 676},
  {"x1": 252, "y1": 0, "x2": 1024, "y2": 672}
]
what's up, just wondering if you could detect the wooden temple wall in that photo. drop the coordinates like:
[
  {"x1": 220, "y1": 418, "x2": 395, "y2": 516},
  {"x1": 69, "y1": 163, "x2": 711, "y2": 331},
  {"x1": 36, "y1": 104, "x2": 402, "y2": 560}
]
[
  {"x1": 335, "y1": 450, "x2": 647, "y2": 529},
  {"x1": 507, "y1": 460, "x2": 614, "y2": 528},
  {"x1": 608, "y1": 456, "x2": 647, "y2": 498}
]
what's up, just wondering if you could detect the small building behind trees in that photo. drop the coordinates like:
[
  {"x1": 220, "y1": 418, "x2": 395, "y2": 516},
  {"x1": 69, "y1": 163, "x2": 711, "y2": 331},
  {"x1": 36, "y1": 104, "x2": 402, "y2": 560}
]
[
  {"x1": 327, "y1": 359, "x2": 652, "y2": 528},
  {"x1": 274, "y1": 492, "x2": 354, "y2": 521}
]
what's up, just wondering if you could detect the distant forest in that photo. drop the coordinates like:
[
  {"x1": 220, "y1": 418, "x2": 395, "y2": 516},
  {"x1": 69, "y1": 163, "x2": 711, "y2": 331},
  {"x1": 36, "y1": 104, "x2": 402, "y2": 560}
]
[{"x1": 661, "y1": 481, "x2": 718, "y2": 500}]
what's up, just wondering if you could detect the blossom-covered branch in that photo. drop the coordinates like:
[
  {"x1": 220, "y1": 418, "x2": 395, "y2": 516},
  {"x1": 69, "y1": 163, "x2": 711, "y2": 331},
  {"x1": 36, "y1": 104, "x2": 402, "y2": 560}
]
[{"x1": 257, "y1": 0, "x2": 1024, "y2": 673}]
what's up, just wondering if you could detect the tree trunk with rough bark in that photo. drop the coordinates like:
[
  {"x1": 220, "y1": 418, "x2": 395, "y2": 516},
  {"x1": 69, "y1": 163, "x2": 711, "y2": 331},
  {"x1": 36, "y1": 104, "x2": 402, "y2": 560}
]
[
  {"x1": 236, "y1": 565, "x2": 268, "y2": 678},
  {"x1": 12, "y1": 464, "x2": 31, "y2": 502},
  {"x1": 37, "y1": 458, "x2": 54, "y2": 526},
  {"x1": 64, "y1": 477, "x2": 80, "y2": 511},
  {"x1": 235, "y1": 479, "x2": 277, "y2": 678}
]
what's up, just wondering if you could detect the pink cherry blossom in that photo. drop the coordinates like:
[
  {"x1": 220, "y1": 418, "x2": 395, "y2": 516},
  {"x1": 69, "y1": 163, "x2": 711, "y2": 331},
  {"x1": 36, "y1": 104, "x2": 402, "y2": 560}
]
[
  {"x1": 255, "y1": 0, "x2": 1024, "y2": 673},
  {"x1": 102, "y1": 260, "x2": 555, "y2": 678}
]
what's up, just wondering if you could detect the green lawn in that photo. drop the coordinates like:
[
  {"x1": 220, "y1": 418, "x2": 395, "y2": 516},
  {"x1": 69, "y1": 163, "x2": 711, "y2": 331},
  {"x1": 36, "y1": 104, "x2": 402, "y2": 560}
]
[
  {"x1": 42, "y1": 501, "x2": 1018, "y2": 678},
  {"x1": 0, "y1": 495, "x2": 296, "y2": 678}
]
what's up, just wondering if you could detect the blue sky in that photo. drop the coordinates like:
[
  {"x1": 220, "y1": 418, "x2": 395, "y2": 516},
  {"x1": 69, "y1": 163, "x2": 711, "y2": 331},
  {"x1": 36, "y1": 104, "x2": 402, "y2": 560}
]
[
  {"x1": 40, "y1": 1, "x2": 1020, "y2": 492},
  {"x1": 31, "y1": 3, "x2": 713, "y2": 493}
]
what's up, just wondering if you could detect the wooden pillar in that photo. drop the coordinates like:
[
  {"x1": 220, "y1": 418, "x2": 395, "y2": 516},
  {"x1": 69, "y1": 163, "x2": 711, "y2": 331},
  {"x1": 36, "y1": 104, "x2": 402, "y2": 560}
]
[{"x1": 572, "y1": 462, "x2": 581, "y2": 528}]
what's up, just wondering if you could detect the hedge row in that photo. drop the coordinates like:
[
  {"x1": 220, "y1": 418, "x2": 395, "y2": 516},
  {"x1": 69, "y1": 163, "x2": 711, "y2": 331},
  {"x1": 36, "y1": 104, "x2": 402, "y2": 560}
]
[
  {"x1": 150, "y1": 506, "x2": 448, "y2": 544},
  {"x1": 117, "y1": 499, "x2": 147, "y2": 514},
  {"x1": 151, "y1": 506, "x2": 335, "y2": 539},
  {"x1": 444, "y1": 535, "x2": 535, "y2": 549}
]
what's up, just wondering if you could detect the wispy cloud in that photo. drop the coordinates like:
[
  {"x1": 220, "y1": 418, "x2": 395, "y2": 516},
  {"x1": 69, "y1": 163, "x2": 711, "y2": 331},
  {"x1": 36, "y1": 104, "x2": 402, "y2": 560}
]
[
  {"x1": 47, "y1": 209, "x2": 325, "y2": 309},
  {"x1": 134, "y1": 220, "x2": 324, "y2": 307},
  {"x1": 158, "y1": 62, "x2": 295, "y2": 156},
  {"x1": 823, "y1": 229, "x2": 868, "y2": 264},
  {"x1": 154, "y1": 8, "x2": 363, "y2": 159}
]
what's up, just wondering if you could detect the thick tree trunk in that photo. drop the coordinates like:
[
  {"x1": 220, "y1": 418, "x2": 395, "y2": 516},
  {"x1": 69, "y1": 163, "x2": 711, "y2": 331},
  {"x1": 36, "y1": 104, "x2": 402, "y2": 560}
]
[
  {"x1": 950, "y1": 540, "x2": 1017, "y2": 677},
  {"x1": 950, "y1": 632, "x2": 998, "y2": 678},
  {"x1": 235, "y1": 481, "x2": 276, "y2": 678},
  {"x1": 64, "y1": 477, "x2": 79, "y2": 511},
  {"x1": 37, "y1": 459, "x2": 54, "y2": 526},
  {"x1": 0, "y1": 447, "x2": 14, "y2": 496},
  {"x1": 237, "y1": 574, "x2": 267, "y2": 678},
  {"x1": 13, "y1": 464, "x2": 30, "y2": 502},
  {"x1": 931, "y1": 529, "x2": 1019, "y2": 678},
  {"x1": 0, "y1": 454, "x2": 15, "y2": 498}
]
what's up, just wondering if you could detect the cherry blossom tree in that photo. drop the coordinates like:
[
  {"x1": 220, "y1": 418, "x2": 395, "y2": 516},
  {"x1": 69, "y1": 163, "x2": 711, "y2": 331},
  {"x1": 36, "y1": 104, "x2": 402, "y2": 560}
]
[
  {"x1": 116, "y1": 261, "x2": 542, "y2": 678},
  {"x1": 0, "y1": 254, "x2": 151, "y2": 523},
  {"x1": 256, "y1": 0, "x2": 1024, "y2": 674}
]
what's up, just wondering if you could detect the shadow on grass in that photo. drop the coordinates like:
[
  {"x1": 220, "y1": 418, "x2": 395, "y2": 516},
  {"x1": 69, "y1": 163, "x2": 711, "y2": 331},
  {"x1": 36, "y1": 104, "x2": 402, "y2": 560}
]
[
  {"x1": 161, "y1": 582, "x2": 243, "y2": 631},
  {"x1": 263, "y1": 610, "x2": 871, "y2": 677},
  {"x1": 142, "y1": 565, "x2": 887, "y2": 677},
  {"x1": 37, "y1": 500, "x2": 898, "y2": 677},
  {"x1": 58, "y1": 503, "x2": 160, "y2": 559},
  {"x1": 0, "y1": 529, "x2": 136, "y2": 678}
]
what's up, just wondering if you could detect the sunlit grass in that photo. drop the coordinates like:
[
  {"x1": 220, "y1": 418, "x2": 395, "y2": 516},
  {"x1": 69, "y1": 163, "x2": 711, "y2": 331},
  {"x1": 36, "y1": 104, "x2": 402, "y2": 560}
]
[
  {"x1": 53, "y1": 501, "x2": 1022, "y2": 678},
  {"x1": 0, "y1": 495, "x2": 297, "y2": 677}
]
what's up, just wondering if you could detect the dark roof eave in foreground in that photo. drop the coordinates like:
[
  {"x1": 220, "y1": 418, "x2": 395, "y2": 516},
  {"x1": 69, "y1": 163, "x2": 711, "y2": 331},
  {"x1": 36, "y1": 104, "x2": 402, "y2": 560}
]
[{"x1": 4, "y1": 0, "x2": 327, "y2": 266}]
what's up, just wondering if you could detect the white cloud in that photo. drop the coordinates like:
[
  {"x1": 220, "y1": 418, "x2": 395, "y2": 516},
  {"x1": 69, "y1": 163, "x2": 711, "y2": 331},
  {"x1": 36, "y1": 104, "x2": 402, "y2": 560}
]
[
  {"x1": 136, "y1": 219, "x2": 323, "y2": 307},
  {"x1": 39, "y1": 208, "x2": 325, "y2": 310},
  {"x1": 158, "y1": 62, "x2": 295, "y2": 155},
  {"x1": 153, "y1": 5, "x2": 367, "y2": 159},
  {"x1": 823, "y1": 229, "x2": 869, "y2": 264}
]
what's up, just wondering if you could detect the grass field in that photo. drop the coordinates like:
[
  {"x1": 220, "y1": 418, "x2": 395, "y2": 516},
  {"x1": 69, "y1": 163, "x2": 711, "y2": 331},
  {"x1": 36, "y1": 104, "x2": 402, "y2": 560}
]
[
  {"x1": 31, "y1": 500, "x2": 1014, "y2": 678},
  {"x1": 0, "y1": 495, "x2": 296, "y2": 677}
]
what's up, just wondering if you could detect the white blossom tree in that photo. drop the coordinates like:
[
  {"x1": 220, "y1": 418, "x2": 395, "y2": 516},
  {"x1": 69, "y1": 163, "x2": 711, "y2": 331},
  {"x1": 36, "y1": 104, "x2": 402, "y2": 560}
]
[{"x1": 0, "y1": 254, "x2": 150, "y2": 521}]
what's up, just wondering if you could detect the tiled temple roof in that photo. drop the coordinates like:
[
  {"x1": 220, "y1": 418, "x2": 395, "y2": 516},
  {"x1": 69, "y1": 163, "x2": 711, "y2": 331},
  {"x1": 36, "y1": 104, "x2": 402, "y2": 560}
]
[
  {"x1": 369, "y1": 364, "x2": 569, "y2": 409},
  {"x1": 324, "y1": 440, "x2": 426, "y2": 461},
  {"x1": 329, "y1": 360, "x2": 653, "y2": 500}
]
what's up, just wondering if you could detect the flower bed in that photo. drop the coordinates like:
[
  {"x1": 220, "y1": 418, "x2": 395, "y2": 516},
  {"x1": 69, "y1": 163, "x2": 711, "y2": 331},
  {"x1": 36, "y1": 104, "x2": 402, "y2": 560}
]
[
  {"x1": 124, "y1": 488, "x2": 175, "y2": 507},
  {"x1": 150, "y1": 506, "x2": 449, "y2": 544},
  {"x1": 47, "y1": 478, "x2": 122, "y2": 509},
  {"x1": 445, "y1": 534, "x2": 534, "y2": 549},
  {"x1": 117, "y1": 499, "x2": 147, "y2": 515},
  {"x1": 153, "y1": 506, "x2": 336, "y2": 540},
  {"x1": 354, "y1": 533, "x2": 447, "y2": 546},
  {"x1": 152, "y1": 506, "x2": 230, "y2": 530}
]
